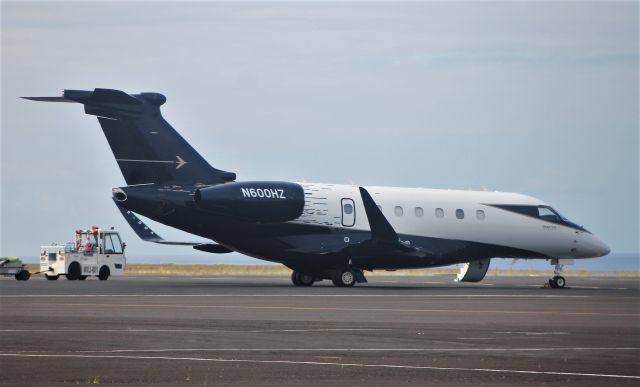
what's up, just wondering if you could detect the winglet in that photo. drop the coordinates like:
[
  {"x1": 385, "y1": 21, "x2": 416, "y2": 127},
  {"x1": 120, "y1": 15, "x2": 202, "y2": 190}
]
[
  {"x1": 115, "y1": 202, "x2": 165, "y2": 243},
  {"x1": 113, "y1": 200, "x2": 233, "y2": 253},
  {"x1": 358, "y1": 187, "x2": 399, "y2": 243},
  {"x1": 21, "y1": 96, "x2": 75, "y2": 103}
]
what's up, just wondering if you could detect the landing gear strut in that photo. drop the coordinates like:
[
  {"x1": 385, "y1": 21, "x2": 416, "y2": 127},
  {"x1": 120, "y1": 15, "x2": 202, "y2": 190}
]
[{"x1": 548, "y1": 259, "x2": 566, "y2": 289}]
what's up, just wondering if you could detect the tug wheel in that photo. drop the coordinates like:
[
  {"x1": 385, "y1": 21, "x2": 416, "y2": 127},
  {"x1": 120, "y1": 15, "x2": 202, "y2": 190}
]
[
  {"x1": 66, "y1": 262, "x2": 81, "y2": 280},
  {"x1": 98, "y1": 266, "x2": 110, "y2": 281}
]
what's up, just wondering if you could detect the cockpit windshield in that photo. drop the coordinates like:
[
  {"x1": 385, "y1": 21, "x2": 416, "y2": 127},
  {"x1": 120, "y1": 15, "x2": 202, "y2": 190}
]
[
  {"x1": 491, "y1": 204, "x2": 587, "y2": 232},
  {"x1": 537, "y1": 206, "x2": 569, "y2": 223}
]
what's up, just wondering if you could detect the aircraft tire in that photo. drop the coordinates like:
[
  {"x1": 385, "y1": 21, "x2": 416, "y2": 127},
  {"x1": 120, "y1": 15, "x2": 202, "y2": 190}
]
[
  {"x1": 553, "y1": 276, "x2": 566, "y2": 288},
  {"x1": 291, "y1": 272, "x2": 301, "y2": 286},
  {"x1": 66, "y1": 262, "x2": 81, "y2": 280},
  {"x1": 332, "y1": 269, "x2": 356, "y2": 287},
  {"x1": 98, "y1": 266, "x2": 110, "y2": 281},
  {"x1": 297, "y1": 273, "x2": 314, "y2": 287}
]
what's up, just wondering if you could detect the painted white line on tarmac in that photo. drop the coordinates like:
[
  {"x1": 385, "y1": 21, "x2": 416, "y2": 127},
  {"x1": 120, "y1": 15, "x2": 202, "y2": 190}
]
[
  {"x1": 495, "y1": 331, "x2": 569, "y2": 336},
  {"x1": 15, "y1": 302, "x2": 637, "y2": 317},
  {"x1": 122, "y1": 277, "x2": 237, "y2": 280},
  {"x1": 69, "y1": 347, "x2": 640, "y2": 353},
  {"x1": 0, "y1": 353, "x2": 638, "y2": 379},
  {"x1": 0, "y1": 328, "x2": 391, "y2": 334},
  {"x1": 456, "y1": 338, "x2": 503, "y2": 340},
  {"x1": 0, "y1": 294, "x2": 590, "y2": 298},
  {"x1": 570, "y1": 286, "x2": 603, "y2": 289}
]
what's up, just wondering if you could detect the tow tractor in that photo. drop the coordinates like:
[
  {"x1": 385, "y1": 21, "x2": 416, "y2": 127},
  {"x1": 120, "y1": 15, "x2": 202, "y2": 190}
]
[
  {"x1": 0, "y1": 257, "x2": 31, "y2": 281},
  {"x1": 40, "y1": 226, "x2": 127, "y2": 280}
]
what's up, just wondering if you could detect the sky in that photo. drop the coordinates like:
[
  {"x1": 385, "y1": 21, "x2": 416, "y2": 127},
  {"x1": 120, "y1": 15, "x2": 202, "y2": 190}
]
[{"x1": 1, "y1": 1, "x2": 638, "y2": 266}]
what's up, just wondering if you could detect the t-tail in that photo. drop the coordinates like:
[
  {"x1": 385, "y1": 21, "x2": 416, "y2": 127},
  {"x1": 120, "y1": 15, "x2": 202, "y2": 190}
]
[{"x1": 23, "y1": 89, "x2": 236, "y2": 185}]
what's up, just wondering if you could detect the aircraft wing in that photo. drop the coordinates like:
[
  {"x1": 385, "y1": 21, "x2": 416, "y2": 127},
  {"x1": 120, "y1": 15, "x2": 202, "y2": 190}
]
[{"x1": 114, "y1": 201, "x2": 233, "y2": 254}]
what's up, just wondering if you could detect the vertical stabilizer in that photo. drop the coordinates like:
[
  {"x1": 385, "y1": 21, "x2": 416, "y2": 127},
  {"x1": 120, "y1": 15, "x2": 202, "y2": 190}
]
[{"x1": 24, "y1": 89, "x2": 236, "y2": 185}]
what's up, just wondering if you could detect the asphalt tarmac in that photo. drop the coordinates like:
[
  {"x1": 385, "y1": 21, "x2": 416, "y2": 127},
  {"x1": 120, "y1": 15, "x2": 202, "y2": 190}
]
[{"x1": 1, "y1": 274, "x2": 638, "y2": 386}]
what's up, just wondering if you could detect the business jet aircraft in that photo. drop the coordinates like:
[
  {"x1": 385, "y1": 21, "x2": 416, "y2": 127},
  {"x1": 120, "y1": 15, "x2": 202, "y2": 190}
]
[{"x1": 25, "y1": 89, "x2": 610, "y2": 288}]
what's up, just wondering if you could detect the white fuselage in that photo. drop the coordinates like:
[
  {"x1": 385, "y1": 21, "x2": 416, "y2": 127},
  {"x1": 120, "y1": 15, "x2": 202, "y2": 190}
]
[{"x1": 293, "y1": 183, "x2": 610, "y2": 260}]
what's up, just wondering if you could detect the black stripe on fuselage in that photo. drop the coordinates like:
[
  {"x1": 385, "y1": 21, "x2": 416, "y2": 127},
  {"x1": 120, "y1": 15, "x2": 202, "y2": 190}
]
[{"x1": 485, "y1": 204, "x2": 590, "y2": 233}]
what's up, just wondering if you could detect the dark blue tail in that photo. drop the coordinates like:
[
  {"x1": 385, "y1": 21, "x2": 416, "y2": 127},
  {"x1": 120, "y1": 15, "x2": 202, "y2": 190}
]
[{"x1": 24, "y1": 88, "x2": 236, "y2": 185}]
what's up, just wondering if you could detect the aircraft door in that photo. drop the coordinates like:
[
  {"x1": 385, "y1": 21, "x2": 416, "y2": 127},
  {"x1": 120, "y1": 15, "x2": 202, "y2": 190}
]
[{"x1": 341, "y1": 198, "x2": 356, "y2": 227}]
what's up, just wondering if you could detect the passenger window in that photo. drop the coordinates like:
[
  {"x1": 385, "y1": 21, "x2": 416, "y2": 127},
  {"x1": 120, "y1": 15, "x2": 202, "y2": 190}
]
[
  {"x1": 476, "y1": 210, "x2": 486, "y2": 220},
  {"x1": 394, "y1": 206, "x2": 403, "y2": 216},
  {"x1": 341, "y1": 198, "x2": 356, "y2": 227},
  {"x1": 415, "y1": 207, "x2": 424, "y2": 217},
  {"x1": 435, "y1": 208, "x2": 444, "y2": 218},
  {"x1": 456, "y1": 209, "x2": 464, "y2": 219}
]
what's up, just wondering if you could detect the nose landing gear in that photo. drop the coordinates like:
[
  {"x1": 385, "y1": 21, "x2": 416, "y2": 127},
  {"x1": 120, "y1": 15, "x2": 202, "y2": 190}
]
[{"x1": 547, "y1": 259, "x2": 566, "y2": 289}]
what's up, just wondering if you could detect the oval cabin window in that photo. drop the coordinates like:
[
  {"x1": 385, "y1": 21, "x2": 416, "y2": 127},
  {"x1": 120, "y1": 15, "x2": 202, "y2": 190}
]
[
  {"x1": 456, "y1": 209, "x2": 464, "y2": 219},
  {"x1": 394, "y1": 206, "x2": 404, "y2": 216},
  {"x1": 476, "y1": 210, "x2": 486, "y2": 220},
  {"x1": 435, "y1": 208, "x2": 444, "y2": 218},
  {"x1": 415, "y1": 207, "x2": 424, "y2": 217}
]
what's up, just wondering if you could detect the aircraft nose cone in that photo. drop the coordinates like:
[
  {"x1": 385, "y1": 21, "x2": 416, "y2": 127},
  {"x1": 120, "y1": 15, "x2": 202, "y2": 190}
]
[
  {"x1": 590, "y1": 235, "x2": 611, "y2": 257},
  {"x1": 599, "y1": 241, "x2": 611, "y2": 257},
  {"x1": 579, "y1": 234, "x2": 611, "y2": 258}
]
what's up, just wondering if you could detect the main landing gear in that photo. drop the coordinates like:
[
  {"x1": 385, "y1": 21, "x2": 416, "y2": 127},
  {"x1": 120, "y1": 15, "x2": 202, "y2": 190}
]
[
  {"x1": 291, "y1": 271, "x2": 315, "y2": 287},
  {"x1": 548, "y1": 259, "x2": 566, "y2": 289},
  {"x1": 290, "y1": 267, "x2": 367, "y2": 287},
  {"x1": 331, "y1": 268, "x2": 356, "y2": 287}
]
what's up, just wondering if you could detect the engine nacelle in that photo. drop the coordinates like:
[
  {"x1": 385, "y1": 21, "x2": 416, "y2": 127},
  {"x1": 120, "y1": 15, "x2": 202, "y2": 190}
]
[
  {"x1": 455, "y1": 258, "x2": 491, "y2": 282},
  {"x1": 194, "y1": 181, "x2": 305, "y2": 223}
]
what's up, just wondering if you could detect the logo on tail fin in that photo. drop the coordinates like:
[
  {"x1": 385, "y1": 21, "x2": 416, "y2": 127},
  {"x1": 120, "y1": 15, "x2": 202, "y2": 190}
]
[{"x1": 116, "y1": 155, "x2": 188, "y2": 170}]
